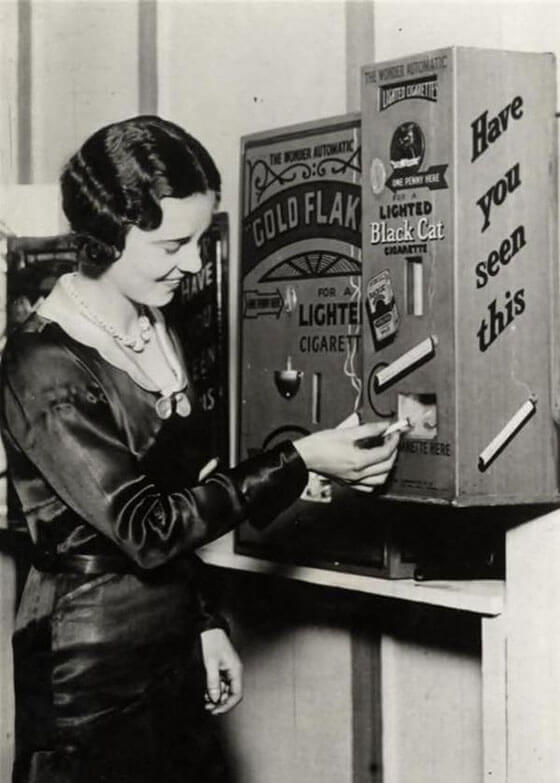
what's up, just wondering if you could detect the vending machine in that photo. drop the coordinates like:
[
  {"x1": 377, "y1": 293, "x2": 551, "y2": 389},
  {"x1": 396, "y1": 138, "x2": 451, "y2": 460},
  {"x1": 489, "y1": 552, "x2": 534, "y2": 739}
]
[
  {"x1": 235, "y1": 114, "x2": 418, "y2": 576},
  {"x1": 361, "y1": 47, "x2": 559, "y2": 505}
]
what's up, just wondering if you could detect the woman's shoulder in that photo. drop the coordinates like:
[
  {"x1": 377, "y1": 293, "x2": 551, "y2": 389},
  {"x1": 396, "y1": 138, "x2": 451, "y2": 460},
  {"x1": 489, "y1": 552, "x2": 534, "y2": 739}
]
[
  {"x1": 6, "y1": 311, "x2": 67, "y2": 355},
  {"x1": 3, "y1": 313, "x2": 93, "y2": 389}
]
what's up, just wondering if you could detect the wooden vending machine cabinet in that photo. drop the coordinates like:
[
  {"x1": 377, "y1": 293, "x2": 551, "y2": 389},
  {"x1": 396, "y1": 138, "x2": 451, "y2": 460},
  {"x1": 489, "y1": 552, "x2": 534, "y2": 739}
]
[
  {"x1": 235, "y1": 114, "x2": 417, "y2": 576},
  {"x1": 362, "y1": 47, "x2": 559, "y2": 505}
]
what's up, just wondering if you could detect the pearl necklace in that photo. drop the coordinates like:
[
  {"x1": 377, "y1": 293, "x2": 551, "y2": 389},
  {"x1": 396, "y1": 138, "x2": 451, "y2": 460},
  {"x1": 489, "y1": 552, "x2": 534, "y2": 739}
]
[{"x1": 66, "y1": 273, "x2": 153, "y2": 352}]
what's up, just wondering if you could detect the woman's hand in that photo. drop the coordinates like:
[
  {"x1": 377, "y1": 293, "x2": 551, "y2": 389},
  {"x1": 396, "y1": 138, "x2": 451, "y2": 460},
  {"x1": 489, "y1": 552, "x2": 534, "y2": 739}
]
[
  {"x1": 200, "y1": 628, "x2": 243, "y2": 715},
  {"x1": 293, "y1": 421, "x2": 400, "y2": 490}
]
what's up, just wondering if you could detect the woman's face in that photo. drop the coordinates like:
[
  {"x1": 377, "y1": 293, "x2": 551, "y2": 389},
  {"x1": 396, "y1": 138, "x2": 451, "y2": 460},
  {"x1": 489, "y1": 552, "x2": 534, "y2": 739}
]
[{"x1": 104, "y1": 191, "x2": 216, "y2": 307}]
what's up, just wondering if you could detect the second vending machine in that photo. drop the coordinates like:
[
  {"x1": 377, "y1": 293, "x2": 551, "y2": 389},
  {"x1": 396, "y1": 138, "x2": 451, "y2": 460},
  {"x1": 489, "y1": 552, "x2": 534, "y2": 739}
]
[{"x1": 235, "y1": 115, "x2": 415, "y2": 575}]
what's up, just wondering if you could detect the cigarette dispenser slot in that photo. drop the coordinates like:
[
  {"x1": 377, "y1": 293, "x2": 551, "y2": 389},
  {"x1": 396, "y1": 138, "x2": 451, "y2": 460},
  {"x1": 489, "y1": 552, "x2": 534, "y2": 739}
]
[
  {"x1": 398, "y1": 393, "x2": 437, "y2": 440},
  {"x1": 274, "y1": 356, "x2": 302, "y2": 400}
]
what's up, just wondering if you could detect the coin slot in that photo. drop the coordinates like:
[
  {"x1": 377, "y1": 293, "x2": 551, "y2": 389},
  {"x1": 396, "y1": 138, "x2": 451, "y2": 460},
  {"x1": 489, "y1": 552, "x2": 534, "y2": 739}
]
[
  {"x1": 312, "y1": 372, "x2": 322, "y2": 424},
  {"x1": 406, "y1": 256, "x2": 424, "y2": 316}
]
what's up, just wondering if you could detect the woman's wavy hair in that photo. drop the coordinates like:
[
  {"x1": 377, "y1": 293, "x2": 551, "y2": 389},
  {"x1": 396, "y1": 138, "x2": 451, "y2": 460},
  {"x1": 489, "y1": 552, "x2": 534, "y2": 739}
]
[{"x1": 61, "y1": 115, "x2": 221, "y2": 276}]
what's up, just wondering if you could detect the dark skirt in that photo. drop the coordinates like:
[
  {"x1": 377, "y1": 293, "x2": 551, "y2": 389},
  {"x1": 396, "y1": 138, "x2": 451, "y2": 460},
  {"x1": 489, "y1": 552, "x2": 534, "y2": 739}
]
[{"x1": 12, "y1": 566, "x2": 230, "y2": 783}]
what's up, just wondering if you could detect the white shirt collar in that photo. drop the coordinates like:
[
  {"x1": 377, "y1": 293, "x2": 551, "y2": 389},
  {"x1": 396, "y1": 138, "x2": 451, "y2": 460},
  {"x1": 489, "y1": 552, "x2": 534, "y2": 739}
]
[{"x1": 37, "y1": 274, "x2": 188, "y2": 395}]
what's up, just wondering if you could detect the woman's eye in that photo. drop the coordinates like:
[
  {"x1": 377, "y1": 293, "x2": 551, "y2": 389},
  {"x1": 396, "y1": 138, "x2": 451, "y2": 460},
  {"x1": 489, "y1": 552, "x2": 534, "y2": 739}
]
[
  {"x1": 160, "y1": 236, "x2": 193, "y2": 255},
  {"x1": 163, "y1": 244, "x2": 181, "y2": 255}
]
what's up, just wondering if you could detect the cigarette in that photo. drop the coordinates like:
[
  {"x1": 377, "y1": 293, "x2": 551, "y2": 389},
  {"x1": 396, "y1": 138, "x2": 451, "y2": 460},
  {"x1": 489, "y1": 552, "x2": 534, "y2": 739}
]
[
  {"x1": 478, "y1": 397, "x2": 537, "y2": 472},
  {"x1": 198, "y1": 457, "x2": 219, "y2": 481},
  {"x1": 374, "y1": 335, "x2": 437, "y2": 392},
  {"x1": 384, "y1": 417, "x2": 412, "y2": 437}
]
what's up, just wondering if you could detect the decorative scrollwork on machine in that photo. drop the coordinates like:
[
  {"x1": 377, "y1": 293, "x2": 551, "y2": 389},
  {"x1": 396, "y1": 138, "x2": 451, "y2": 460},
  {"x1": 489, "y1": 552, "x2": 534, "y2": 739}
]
[
  {"x1": 316, "y1": 147, "x2": 361, "y2": 178},
  {"x1": 246, "y1": 146, "x2": 361, "y2": 210},
  {"x1": 246, "y1": 159, "x2": 313, "y2": 210}
]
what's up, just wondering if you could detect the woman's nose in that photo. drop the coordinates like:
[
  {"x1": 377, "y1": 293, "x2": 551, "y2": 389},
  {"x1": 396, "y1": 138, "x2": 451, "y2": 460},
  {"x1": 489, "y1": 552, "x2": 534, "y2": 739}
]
[{"x1": 176, "y1": 245, "x2": 202, "y2": 274}]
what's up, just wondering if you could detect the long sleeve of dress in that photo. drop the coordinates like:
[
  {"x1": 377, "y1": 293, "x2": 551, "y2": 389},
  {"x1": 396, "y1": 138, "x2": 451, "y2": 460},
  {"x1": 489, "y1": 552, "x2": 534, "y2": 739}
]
[{"x1": 1, "y1": 328, "x2": 308, "y2": 571}]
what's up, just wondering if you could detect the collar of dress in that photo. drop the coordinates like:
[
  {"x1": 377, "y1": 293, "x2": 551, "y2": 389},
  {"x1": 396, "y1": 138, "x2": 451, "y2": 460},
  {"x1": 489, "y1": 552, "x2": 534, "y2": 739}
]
[{"x1": 37, "y1": 274, "x2": 188, "y2": 396}]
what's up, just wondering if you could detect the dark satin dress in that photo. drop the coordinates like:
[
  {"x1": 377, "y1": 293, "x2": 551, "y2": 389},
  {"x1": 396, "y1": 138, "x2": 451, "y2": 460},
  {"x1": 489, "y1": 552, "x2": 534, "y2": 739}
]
[{"x1": 1, "y1": 311, "x2": 308, "y2": 783}]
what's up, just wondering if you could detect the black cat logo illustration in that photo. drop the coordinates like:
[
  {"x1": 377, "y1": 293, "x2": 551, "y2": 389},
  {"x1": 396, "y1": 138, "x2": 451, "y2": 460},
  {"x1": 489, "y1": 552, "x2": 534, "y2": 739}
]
[{"x1": 390, "y1": 122, "x2": 425, "y2": 171}]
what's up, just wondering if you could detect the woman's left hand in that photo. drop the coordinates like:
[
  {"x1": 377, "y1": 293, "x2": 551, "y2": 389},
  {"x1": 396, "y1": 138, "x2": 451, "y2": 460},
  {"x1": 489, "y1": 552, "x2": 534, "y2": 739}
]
[{"x1": 200, "y1": 628, "x2": 243, "y2": 715}]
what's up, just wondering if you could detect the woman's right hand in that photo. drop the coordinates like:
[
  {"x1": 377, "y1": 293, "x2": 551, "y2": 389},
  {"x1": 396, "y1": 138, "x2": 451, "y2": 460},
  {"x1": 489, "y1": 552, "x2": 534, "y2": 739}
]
[{"x1": 293, "y1": 422, "x2": 400, "y2": 490}]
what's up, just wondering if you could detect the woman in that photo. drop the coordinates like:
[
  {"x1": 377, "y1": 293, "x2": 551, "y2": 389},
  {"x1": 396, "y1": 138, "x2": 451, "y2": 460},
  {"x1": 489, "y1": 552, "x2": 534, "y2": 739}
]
[{"x1": 1, "y1": 116, "x2": 400, "y2": 783}]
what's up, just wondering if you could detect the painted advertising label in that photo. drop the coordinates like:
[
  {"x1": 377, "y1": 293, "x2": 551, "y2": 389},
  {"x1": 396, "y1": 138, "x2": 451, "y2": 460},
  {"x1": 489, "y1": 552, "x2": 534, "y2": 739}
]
[
  {"x1": 379, "y1": 75, "x2": 438, "y2": 111},
  {"x1": 365, "y1": 269, "x2": 400, "y2": 349},
  {"x1": 240, "y1": 115, "x2": 364, "y2": 458}
]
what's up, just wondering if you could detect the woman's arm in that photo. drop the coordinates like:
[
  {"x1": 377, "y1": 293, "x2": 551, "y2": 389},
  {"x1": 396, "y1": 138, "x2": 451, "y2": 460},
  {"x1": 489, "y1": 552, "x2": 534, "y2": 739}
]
[
  {"x1": 2, "y1": 331, "x2": 400, "y2": 572},
  {"x1": 2, "y1": 332, "x2": 308, "y2": 570}
]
